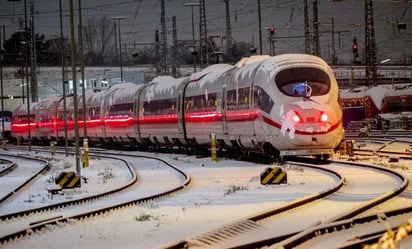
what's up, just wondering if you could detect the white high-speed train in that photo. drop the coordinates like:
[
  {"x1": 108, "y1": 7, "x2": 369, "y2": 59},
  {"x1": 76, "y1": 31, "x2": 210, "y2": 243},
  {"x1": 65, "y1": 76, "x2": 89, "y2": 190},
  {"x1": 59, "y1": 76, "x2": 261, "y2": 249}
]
[{"x1": 11, "y1": 54, "x2": 344, "y2": 159}]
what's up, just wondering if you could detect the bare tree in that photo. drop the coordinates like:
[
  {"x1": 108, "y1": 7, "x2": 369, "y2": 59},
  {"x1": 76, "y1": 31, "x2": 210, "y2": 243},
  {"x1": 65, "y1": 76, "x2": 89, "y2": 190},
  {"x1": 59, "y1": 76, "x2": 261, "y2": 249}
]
[{"x1": 83, "y1": 16, "x2": 115, "y2": 65}]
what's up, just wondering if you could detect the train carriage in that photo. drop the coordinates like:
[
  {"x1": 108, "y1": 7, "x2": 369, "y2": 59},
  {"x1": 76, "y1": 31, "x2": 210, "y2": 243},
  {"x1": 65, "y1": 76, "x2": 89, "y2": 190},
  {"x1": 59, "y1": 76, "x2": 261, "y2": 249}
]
[
  {"x1": 138, "y1": 76, "x2": 186, "y2": 147},
  {"x1": 36, "y1": 98, "x2": 60, "y2": 142},
  {"x1": 224, "y1": 56, "x2": 268, "y2": 152},
  {"x1": 0, "y1": 111, "x2": 13, "y2": 140},
  {"x1": 83, "y1": 89, "x2": 108, "y2": 145},
  {"x1": 11, "y1": 102, "x2": 41, "y2": 143},
  {"x1": 56, "y1": 95, "x2": 77, "y2": 141},
  {"x1": 184, "y1": 64, "x2": 233, "y2": 147},
  {"x1": 104, "y1": 83, "x2": 143, "y2": 146}
]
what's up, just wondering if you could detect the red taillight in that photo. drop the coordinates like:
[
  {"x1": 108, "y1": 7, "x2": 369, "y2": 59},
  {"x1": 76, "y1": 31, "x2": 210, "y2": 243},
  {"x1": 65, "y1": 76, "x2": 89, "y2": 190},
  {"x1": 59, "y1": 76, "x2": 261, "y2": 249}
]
[
  {"x1": 291, "y1": 112, "x2": 301, "y2": 123},
  {"x1": 320, "y1": 113, "x2": 328, "y2": 122}
]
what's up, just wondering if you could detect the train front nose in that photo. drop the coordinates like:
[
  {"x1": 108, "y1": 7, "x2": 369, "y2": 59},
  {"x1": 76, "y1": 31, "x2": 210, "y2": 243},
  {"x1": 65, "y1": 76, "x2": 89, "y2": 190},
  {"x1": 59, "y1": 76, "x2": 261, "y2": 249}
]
[{"x1": 280, "y1": 105, "x2": 338, "y2": 147}]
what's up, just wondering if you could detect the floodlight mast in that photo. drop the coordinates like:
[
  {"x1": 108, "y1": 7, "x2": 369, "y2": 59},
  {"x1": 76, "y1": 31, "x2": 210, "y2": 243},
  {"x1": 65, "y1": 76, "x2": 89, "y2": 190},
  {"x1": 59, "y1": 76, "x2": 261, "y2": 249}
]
[{"x1": 112, "y1": 16, "x2": 127, "y2": 83}]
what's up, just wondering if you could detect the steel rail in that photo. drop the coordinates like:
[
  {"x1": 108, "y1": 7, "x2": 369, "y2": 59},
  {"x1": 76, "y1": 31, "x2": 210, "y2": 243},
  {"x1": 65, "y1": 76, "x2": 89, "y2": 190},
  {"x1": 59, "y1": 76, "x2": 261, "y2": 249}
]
[
  {"x1": 162, "y1": 160, "x2": 345, "y2": 249},
  {"x1": 266, "y1": 159, "x2": 409, "y2": 249},
  {"x1": 162, "y1": 158, "x2": 408, "y2": 249},
  {"x1": 0, "y1": 151, "x2": 190, "y2": 246},
  {"x1": 0, "y1": 158, "x2": 15, "y2": 176},
  {"x1": 0, "y1": 153, "x2": 49, "y2": 205}
]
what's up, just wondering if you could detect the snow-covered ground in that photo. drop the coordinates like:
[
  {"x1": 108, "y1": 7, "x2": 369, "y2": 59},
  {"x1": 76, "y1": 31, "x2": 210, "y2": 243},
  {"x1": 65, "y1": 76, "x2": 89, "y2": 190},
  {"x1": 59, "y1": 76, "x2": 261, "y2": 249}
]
[{"x1": 1, "y1": 145, "x2": 411, "y2": 249}]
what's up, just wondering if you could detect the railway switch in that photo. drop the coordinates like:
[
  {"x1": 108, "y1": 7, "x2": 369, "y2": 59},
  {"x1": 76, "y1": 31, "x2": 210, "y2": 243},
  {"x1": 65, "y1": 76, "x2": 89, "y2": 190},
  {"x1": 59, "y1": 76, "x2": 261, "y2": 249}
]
[{"x1": 260, "y1": 167, "x2": 287, "y2": 185}]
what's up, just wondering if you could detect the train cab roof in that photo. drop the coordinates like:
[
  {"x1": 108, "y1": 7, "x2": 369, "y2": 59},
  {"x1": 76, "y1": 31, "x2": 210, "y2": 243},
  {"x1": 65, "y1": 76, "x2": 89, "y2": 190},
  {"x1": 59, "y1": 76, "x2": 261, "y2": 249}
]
[{"x1": 234, "y1": 55, "x2": 271, "y2": 68}]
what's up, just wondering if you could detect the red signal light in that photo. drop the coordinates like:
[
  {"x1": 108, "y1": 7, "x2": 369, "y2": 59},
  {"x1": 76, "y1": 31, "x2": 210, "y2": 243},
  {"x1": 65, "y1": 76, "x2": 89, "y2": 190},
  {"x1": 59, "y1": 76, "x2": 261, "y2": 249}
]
[
  {"x1": 352, "y1": 38, "x2": 358, "y2": 53},
  {"x1": 269, "y1": 26, "x2": 275, "y2": 35}
]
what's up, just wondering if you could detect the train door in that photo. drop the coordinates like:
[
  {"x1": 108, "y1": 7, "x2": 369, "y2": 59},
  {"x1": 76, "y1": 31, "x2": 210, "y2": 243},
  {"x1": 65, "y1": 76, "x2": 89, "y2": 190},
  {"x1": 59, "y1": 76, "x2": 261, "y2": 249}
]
[
  {"x1": 177, "y1": 80, "x2": 188, "y2": 136},
  {"x1": 134, "y1": 84, "x2": 149, "y2": 144},
  {"x1": 221, "y1": 84, "x2": 228, "y2": 134}
]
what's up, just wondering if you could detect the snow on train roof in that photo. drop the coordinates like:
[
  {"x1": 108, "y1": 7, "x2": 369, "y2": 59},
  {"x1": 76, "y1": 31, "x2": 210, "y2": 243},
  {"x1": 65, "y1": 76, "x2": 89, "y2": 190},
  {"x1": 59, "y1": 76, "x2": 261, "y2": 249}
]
[
  {"x1": 145, "y1": 76, "x2": 188, "y2": 102},
  {"x1": 340, "y1": 84, "x2": 412, "y2": 110},
  {"x1": 111, "y1": 82, "x2": 142, "y2": 99},
  {"x1": 186, "y1": 65, "x2": 234, "y2": 90},
  {"x1": 189, "y1": 64, "x2": 233, "y2": 82}
]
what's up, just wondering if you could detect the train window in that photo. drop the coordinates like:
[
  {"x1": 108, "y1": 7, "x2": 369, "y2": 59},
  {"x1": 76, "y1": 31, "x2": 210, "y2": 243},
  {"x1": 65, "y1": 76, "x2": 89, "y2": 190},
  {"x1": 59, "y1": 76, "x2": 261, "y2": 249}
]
[
  {"x1": 17, "y1": 114, "x2": 35, "y2": 123},
  {"x1": 185, "y1": 93, "x2": 217, "y2": 113},
  {"x1": 0, "y1": 116, "x2": 10, "y2": 122},
  {"x1": 108, "y1": 103, "x2": 134, "y2": 117},
  {"x1": 253, "y1": 86, "x2": 274, "y2": 113},
  {"x1": 40, "y1": 114, "x2": 50, "y2": 123},
  {"x1": 227, "y1": 87, "x2": 250, "y2": 110},
  {"x1": 275, "y1": 68, "x2": 330, "y2": 97},
  {"x1": 88, "y1": 107, "x2": 100, "y2": 119},
  {"x1": 143, "y1": 98, "x2": 177, "y2": 116}
]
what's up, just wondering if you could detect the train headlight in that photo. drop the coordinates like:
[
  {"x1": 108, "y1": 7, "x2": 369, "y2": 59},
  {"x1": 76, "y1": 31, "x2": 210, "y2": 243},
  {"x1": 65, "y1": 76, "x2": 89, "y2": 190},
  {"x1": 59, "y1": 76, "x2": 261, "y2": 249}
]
[
  {"x1": 320, "y1": 113, "x2": 328, "y2": 122},
  {"x1": 291, "y1": 112, "x2": 301, "y2": 123}
]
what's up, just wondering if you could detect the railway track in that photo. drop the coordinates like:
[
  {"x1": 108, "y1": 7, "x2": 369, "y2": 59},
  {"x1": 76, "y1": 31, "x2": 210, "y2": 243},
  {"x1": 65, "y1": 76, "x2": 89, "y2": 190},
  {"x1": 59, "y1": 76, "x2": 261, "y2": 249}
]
[
  {"x1": 342, "y1": 130, "x2": 412, "y2": 164},
  {"x1": 0, "y1": 153, "x2": 49, "y2": 205},
  {"x1": 1, "y1": 142, "x2": 411, "y2": 248},
  {"x1": 0, "y1": 150, "x2": 191, "y2": 246},
  {"x1": 163, "y1": 159, "x2": 408, "y2": 249},
  {"x1": 0, "y1": 158, "x2": 16, "y2": 177}
]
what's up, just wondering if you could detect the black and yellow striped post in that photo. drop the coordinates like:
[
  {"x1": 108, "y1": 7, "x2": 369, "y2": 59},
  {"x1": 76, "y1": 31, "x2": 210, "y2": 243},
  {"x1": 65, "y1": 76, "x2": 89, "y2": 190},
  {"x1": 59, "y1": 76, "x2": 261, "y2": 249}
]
[
  {"x1": 260, "y1": 167, "x2": 287, "y2": 185},
  {"x1": 55, "y1": 171, "x2": 81, "y2": 188}
]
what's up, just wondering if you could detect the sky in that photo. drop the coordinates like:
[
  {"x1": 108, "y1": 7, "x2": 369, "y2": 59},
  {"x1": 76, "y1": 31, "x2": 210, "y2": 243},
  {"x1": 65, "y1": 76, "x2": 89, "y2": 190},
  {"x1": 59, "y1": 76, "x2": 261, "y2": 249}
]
[{"x1": 0, "y1": 0, "x2": 411, "y2": 64}]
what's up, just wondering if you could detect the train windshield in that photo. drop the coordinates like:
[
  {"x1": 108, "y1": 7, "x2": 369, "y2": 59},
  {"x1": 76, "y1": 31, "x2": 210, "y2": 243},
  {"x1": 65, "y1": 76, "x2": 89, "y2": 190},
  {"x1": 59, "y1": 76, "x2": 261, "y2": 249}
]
[{"x1": 275, "y1": 68, "x2": 330, "y2": 97}]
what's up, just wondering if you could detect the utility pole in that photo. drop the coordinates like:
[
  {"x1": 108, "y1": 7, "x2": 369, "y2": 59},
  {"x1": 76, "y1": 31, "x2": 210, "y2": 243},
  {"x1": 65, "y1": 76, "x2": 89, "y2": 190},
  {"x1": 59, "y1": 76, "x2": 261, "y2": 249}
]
[
  {"x1": 59, "y1": 0, "x2": 69, "y2": 156},
  {"x1": 268, "y1": 27, "x2": 275, "y2": 56},
  {"x1": 155, "y1": 30, "x2": 161, "y2": 75},
  {"x1": 29, "y1": 0, "x2": 37, "y2": 102},
  {"x1": 171, "y1": 16, "x2": 180, "y2": 78},
  {"x1": 224, "y1": 0, "x2": 232, "y2": 56},
  {"x1": 159, "y1": 0, "x2": 168, "y2": 75},
  {"x1": 365, "y1": 0, "x2": 377, "y2": 86},
  {"x1": 69, "y1": 0, "x2": 81, "y2": 178},
  {"x1": 22, "y1": 0, "x2": 31, "y2": 151},
  {"x1": 303, "y1": 0, "x2": 310, "y2": 54},
  {"x1": 199, "y1": 0, "x2": 208, "y2": 67},
  {"x1": 113, "y1": 22, "x2": 118, "y2": 64},
  {"x1": 312, "y1": 0, "x2": 320, "y2": 57},
  {"x1": 258, "y1": 0, "x2": 262, "y2": 54},
  {"x1": 331, "y1": 17, "x2": 337, "y2": 64},
  {"x1": 183, "y1": 2, "x2": 200, "y2": 72},
  {"x1": 112, "y1": 17, "x2": 126, "y2": 81},
  {"x1": 0, "y1": 27, "x2": 4, "y2": 137},
  {"x1": 78, "y1": 0, "x2": 87, "y2": 140}
]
